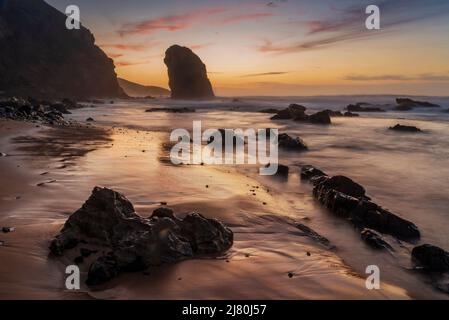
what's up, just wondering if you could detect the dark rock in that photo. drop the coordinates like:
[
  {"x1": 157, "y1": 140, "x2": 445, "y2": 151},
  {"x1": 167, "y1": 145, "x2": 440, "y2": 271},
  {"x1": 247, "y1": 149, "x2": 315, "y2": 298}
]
[
  {"x1": 145, "y1": 107, "x2": 196, "y2": 113},
  {"x1": 344, "y1": 111, "x2": 359, "y2": 117},
  {"x1": 389, "y1": 124, "x2": 422, "y2": 133},
  {"x1": 394, "y1": 105, "x2": 413, "y2": 111},
  {"x1": 164, "y1": 45, "x2": 214, "y2": 99},
  {"x1": 0, "y1": 0, "x2": 125, "y2": 99},
  {"x1": 347, "y1": 103, "x2": 385, "y2": 112},
  {"x1": 86, "y1": 254, "x2": 119, "y2": 286},
  {"x1": 80, "y1": 248, "x2": 97, "y2": 258},
  {"x1": 360, "y1": 229, "x2": 393, "y2": 250},
  {"x1": 274, "y1": 164, "x2": 289, "y2": 177},
  {"x1": 271, "y1": 104, "x2": 307, "y2": 120},
  {"x1": 74, "y1": 256, "x2": 84, "y2": 264},
  {"x1": 2, "y1": 227, "x2": 15, "y2": 233},
  {"x1": 86, "y1": 117, "x2": 95, "y2": 122},
  {"x1": 307, "y1": 111, "x2": 331, "y2": 125},
  {"x1": 260, "y1": 108, "x2": 279, "y2": 114},
  {"x1": 300, "y1": 165, "x2": 327, "y2": 181},
  {"x1": 50, "y1": 103, "x2": 72, "y2": 114},
  {"x1": 412, "y1": 244, "x2": 449, "y2": 272},
  {"x1": 316, "y1": 175, "x2": 366, "y2": 199},
  {"x1": 307, "y1": 167, "x2": 420, "y2": 241},
  {"x1": 0, "y1": 152, "x2": 7, "y2": 157},
  {"x1": 207, "y1": 129, "x2": 245, "y2": 146},
  {"x1": 278, "y1": 133, "x2": 308, "y2": 151},
  {"x1": 396, "y1": 98, "x2": 440, "y2": 109},
  {"x1": 49, "y1": 187, "x2": 233, "y2": 285}
]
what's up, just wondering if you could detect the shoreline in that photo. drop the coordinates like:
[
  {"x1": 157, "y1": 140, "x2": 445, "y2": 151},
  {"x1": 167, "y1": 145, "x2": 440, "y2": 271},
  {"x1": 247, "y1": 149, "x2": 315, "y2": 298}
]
[{"x1": 0, "y1": 118, "x2": 414, "y2": 299}]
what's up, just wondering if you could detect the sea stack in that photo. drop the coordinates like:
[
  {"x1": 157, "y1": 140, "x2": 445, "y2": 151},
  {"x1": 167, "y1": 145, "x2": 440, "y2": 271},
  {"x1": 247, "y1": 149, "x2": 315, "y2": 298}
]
[
  {"x1": 164, "y1": 45, "x2": 215, "y2": 99},
  {"x1": 0, "y1": 0, "x2": 125, "y2": 99}
]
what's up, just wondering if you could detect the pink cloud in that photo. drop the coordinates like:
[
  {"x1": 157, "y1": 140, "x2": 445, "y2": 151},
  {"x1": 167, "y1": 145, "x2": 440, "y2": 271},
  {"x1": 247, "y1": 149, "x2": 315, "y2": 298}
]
[
  {"x1": 219, "y1": 12, "x2": 274, "y2": 24},
  {"x1": 100, "y1": 43, "x2": 147, "y2": 51},
  {"x1": 118, "y1": 7, "x2": 227, "y2": 36}
]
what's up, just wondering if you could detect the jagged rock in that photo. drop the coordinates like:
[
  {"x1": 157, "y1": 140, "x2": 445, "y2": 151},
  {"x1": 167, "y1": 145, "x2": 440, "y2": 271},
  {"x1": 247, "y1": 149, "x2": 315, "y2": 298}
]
[
  {"x1": 412, "y1": 244, "x2": 449, "y2": 272},
  {"x1": 0, "y1": 0, "x2": 125, "y2": 99},
  {"x1": 86, "y1": 117, "x2": 95, "y2": 122},
  {"x1": 396, "y1": 98, "x2": 440, "y2": 109},
  {"x1": 274, "y1": 164, "x2": 289, "y2": 177},
  {"x1": 361, "y1": 229, "x2": 393, "y2": 250},
  {"x1": 49, "y1": 187, "x2": 233, "y2": 285},
  {"x1": 315, "y1": 175, "x2": 366, "y2": 199},
  {"x1": 389, "y1": 124, "x2": 422, "y2": 133},
  {"x1": 164, "y1": 45, "x2": 214, "y2": 99},
  {"x1": 271, "y1": 104, "x2": 307, "y2": 120},
  {"x1": 207, "y1": 129, "x2": 245, "y2": 146},
  {"x1": 344, "y1": 111, "x2": 359, "y2": 117},
  {"x1": 278, "y1": 133, "x2": 308, "y2": 151},
  {"x1": 300, "y1": 165, "x2": 327, "y2": 180},
  {"x1": 304, "y1": 166, "x2": 420, "y2": 241},
  {"x1": 307, "y1": 111, "x2": 331, "y2": 125}
]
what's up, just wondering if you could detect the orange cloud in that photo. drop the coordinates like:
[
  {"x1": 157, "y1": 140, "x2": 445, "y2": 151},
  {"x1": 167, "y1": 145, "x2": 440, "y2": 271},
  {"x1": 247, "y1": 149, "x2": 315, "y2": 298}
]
[
  {"x1": 219, "y1": 12, "x2": 274, "y2": 24},
  {"x1": 101, "y1": 43, "x2": 148, "y2": 51}
]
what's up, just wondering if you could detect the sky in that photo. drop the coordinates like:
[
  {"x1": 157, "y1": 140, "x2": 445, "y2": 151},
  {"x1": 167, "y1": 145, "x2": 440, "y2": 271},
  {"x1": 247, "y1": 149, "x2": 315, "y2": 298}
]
[{"x1": 47, "y1": 0, "x2": 449, "y2": 96}]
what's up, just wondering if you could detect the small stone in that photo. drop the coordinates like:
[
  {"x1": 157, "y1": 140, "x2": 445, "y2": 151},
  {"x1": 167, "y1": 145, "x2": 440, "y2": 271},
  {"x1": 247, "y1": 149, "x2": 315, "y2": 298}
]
[
  {"x1": 2, "y1": 227, "x2": 15, "y2": 233},
  {"x1": 288, "y1": 272, "x2": 294, "y2": 278},
  {"x1": 306, "y1": 252, "x2": 311, "y2": 256},
  {"x1": 205, "y1": 185, "x2": 209, "y2": 188},
  {"x1": 160, "y1": 201, "x2": 168, "y2": 205},
  {"x1": 0, "y1": 152, "x2": 7, "y2": 157},
  {"x1": 86, "y1": 117, "x2": 95, "y2": 122}
]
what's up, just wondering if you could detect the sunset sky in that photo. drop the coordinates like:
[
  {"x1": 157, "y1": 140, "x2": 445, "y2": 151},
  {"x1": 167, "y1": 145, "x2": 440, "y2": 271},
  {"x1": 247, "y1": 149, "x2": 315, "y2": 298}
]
[{"x1": 47, "y1": 0, "x2": 449, "y2": 96}]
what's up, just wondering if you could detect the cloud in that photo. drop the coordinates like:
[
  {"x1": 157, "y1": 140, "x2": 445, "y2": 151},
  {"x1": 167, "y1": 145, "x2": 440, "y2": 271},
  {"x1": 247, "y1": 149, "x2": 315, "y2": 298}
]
[
  {"x1": 118, "y1": 7, "x2": 226, "y2": 36},
  {"x1": 115, "y1": 60, "x2": 150, "y2": 67},
  {"x1": 219, "y1": 13, "x2": 274, "y2": 24},
  {"x1": 190, "y1": 43, "x2": 212, "y2": 50},
  {"x1": 344, "y1": 73, "x2": 449, "y2": 82},
  {"x1": 240, "y1": 71, "x2": 290, "y2": 77},
  {"x1": 260, "y1": 0, "x2": 449, "y2": 54},
  {"x1": 100, "y1": 43, "x2": 148, "y2": 51}
]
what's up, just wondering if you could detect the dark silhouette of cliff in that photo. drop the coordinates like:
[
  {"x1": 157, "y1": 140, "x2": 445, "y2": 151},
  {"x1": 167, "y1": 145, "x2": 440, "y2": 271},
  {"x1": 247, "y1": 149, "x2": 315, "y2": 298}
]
[
  {"x1": 164, "y1": 45, "x2": 214, "y2": 100},
  {"x1": 0, "y1": 0, "x2": 125, "y2": 99}
]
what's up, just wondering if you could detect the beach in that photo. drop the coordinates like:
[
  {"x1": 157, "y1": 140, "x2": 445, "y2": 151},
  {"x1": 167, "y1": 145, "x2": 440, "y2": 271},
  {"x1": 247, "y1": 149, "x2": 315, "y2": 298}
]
[{"x1": 1, "y1": 96, "x2": 449, "y2": 299}]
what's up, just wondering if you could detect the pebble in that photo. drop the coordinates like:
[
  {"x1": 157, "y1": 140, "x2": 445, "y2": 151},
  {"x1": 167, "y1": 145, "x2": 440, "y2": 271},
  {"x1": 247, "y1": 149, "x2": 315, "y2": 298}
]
[
  {"x1": 288, "y1": 272, "x2": 294, "y2": 278},
  {"x1": 0, "y1": 152, "x2": 7, "y2": 157},
  {"x1": 2, "y1": 227, "x2": 15, "y2": 233}
]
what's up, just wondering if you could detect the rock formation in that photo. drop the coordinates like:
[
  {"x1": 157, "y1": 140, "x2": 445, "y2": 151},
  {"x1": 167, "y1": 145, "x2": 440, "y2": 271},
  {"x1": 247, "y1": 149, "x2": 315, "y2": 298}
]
[
  {"x1": 412, "y1": 244, "x2": 449, "y2": 272},
  {"x1": 49, "y1": 187, "x2": 233, "y2": 285},
  {"x1": 389, "y1": 124, "x2": 422, "y2": 133},
  {"x1": 301, "y1": 165, "x2": 420, "y2": 241},
  {"x1": 164, "y1": 45, "x2": 214, "y2": 99},
  {"x1": 118, "y1": 78, "x2": 170, "y2": 97},
  {"x1": 0, "y1": 0, "x2": 124, "y2": 99},
  {"x1": 270, "y1": 104, "x2": 331, "y2": 124},
  {"x1": 396, "y1": 98, "x2": 440, "y2": 109},
  {"x1": 278, "y1": 133, "x2": 308, "y2": 151}
]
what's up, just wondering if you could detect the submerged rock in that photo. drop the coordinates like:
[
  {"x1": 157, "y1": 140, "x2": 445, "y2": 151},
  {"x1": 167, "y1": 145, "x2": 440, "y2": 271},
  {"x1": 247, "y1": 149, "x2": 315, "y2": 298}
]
[
  {"x1": 347, "y1": 103, "x2": 385, "y2": 112},
  {"x1": 164, "y1": 45, "x2": 214, "y2": 99},
  {"x1": 303, "y1": 111, "x2": 331, "y2": 125},
  {"x1": 296, "y1": 223, "x2": 332, "y2": 248},
  {"x1": 361, "y1": 229, "x2": 393, "y2": 250},
  {"x1": 344, "y1": 111, "x2": 359, "y2": 117},
  {"x1": 322, "y1": 109, "x2": 343, "y2": 117},
  {"x1": 278, "y1": 133, "x2": 308, "y2": 151},
  {"x1": 412, "y1": 244, "x2": 449, "y2": 272},
  {"x1": 49, "y1": 187, "x2": 233, "y2": 285},
  {"x1": 389, "y1": 124, "x2": 422, "y2": 133}
]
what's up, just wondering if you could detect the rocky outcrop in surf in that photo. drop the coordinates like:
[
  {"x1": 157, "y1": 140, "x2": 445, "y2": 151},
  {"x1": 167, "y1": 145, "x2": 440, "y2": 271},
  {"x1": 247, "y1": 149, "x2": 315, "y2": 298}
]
[
  {"x1": 49, "y1": 187, "x2": 233, "y2": 285},
  {"x1": 164, "y1": 45, "x2": 215, "y2": 100},
  {"x1": 301, "y1": 165, "x2": 420, "y2": 241},
  {"x1": 270, "y1": 104, "x2": 332, "y2": 124}
]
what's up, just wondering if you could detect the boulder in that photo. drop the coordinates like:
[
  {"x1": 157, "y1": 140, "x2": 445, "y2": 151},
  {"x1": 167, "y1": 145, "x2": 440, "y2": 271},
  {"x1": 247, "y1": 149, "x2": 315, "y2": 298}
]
[
  {"x1": 412, "y1": 244, "x2": 449, "y2": 272},
  {"x1": 315, "y1": 175, "x2": 366, "y2": 199},
  {"x1": 300, "y1": 165, "x2": 327, "y2": 180},
  {"x1": 389, "y1": 124, "x2": 422, "y2": 133},
  {"x1": 271, "y1": 104, "x2": 307, "y2": 120},
  {"x1": 322, "y1": 109, "x2": 343, "y2": 117},
  {"x1": 360, "y1": 229, "x2": 393, "y2": 250},
  {"x1": 164, "y1": 45, "x2": 214, "y2": 99},
  {"x1": 49, "y1": 187, "x2": 233, "y2": 285},
  {"x1": 307, "y1": 111, "x2": 331, "y2": 125},
  {"x1": 277, "y1": 133, "x2": 308, "y2": 151}
]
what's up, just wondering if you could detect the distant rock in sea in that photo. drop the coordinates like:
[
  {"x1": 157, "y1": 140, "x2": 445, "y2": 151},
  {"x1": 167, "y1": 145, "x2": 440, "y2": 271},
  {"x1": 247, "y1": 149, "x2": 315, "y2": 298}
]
[
  {"x1": 347, "y1": 103, "x2": 385, "y2": 112},
  {"x1": 0, "y1": 0, "x2": 125, "y2": 99},
  {"x1": 164, "y1": 45, "x2": 215, "y2": 99},
  {"x1": 389, "y1": 124, "x2": 422, "y2": 133},
  {"x1": 396, "y1": 98, "x2": 440, "y2": 109},
  {"x1": 118, "y1": 78, "x2": 170, "y2": 97}
]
